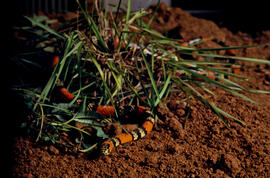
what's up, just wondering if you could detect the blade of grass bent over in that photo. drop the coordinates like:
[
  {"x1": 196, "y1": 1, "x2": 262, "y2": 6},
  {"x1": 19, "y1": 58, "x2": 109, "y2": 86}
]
[
  {"x1": 175, "y1": 78, "x2": 245, "y2": 125},
  {"x1": 180, "y1": 52, "x2": 270, "y2": 64},
  {"x1": 25, "y1": 16, "x2": 65, "y2": 39},
  {"x1": 154, "y1": 72, "x2": 172, "y2": 107},
  {"x1": 178, "y1": 65, "x2": 260, "y2": 105}
]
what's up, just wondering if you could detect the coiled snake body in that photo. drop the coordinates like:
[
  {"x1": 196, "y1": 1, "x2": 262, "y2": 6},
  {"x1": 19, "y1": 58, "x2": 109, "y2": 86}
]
[{"x1": 52, "y1": 37, "x2": 239, "y2": 155}]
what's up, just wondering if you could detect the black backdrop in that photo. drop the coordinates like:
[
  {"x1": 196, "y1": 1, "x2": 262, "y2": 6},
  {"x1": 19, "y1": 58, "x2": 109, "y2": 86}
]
[
  {"x1": 172, "y1": 0, "x2": 270, "y2": 34},
  {"x1": 6, "y1": 0, "x2": 270, "y2": 34}
]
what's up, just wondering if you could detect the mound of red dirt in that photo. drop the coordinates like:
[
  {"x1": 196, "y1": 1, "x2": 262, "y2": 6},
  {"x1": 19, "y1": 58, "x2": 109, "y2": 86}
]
[{"x1": 11, "y1": 3, "x2": 270, "y2": 177}]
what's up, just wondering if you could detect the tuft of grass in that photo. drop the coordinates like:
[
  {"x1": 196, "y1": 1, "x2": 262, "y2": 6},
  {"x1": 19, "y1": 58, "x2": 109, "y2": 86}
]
[{"x1": 13, "y1": 0, "x2": 270, "y2": 152}]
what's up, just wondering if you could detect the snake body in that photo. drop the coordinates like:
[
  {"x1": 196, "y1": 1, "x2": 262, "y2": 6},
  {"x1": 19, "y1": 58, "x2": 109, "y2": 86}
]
[
  {"x1": 52, "y1": 37, "x2": 239, "y2": 155},
  {"x1": 100, "y1": 105, "x2": 155, "y2": 155},
  {"x1": 56, "y1": 85, "x2": 156, "y2": 155}
]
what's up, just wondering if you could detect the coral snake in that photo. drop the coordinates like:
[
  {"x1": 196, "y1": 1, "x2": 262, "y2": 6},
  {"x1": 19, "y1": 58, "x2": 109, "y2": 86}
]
[
  {"x1": 52, "y1": 37, "x2": 239, "y2": 155},
  {"x1": 55, "y1": 80, "x2": 156, "y2": 155}
]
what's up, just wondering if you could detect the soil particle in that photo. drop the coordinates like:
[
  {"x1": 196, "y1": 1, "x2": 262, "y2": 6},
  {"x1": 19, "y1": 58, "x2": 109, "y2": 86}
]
[
  {"x1": 26, "y1": 173, "x2": 33, "y2": 178},
  {"x1": 265, "y1": 72, "x2": 270, "y2": 81},
  {"x1": 166, "y1": 116, "x2": 185, "y2": 139},
  {"x1": 167, "y1": 100, "x2": 187, "y2": 118},
  {"x1": 143, "y1": 152, "x2": 159, "y2": 167},
  {"x1": 224, "y1": 153, "x2": 242, "y2": 175},
  {"x1": 49, "y1": 145, "x2": 59, "y2": 155},
  {"x1": 166, "y1": 143, "x2": 182, "y2": 154},
  {"x1": 122, "y1": 124, "x2": 138, "y2": 132},
  {"x1": 104, "y1": 123, "x2": 122, "y2": 136}
]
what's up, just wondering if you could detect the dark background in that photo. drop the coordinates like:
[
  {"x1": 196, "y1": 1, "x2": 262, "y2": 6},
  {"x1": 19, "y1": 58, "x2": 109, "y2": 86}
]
[
  {"x1": 172, "y1": 0, "x2": 269, "y2": 34},
  {"x1": 7, "y1": 0, "x2": 270, "y2": 34}
]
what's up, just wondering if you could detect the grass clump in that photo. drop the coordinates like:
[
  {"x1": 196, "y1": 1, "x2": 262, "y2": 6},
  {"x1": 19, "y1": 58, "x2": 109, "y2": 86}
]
[{"x1": 13, "y1": 0, "x2": 270, "y2": 152}]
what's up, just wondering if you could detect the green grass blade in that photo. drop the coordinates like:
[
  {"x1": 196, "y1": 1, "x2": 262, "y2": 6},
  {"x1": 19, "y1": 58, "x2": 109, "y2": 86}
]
[
  {"x1": 25, "y1": 16, "x2": 65, "y2": 39},
  {"x1": 76, "y1": 0, "x2": 108, "y2": 52},
  {"x1": 91, "y1": 56, "x2": 116, "y2": 113},
  {"x1": 79, "y1": 143, "x2": 98, "y2": 153},
  {"x1": 176, "y1": 65, "x2": 259, "y2": 104},
  {"x1": 194, "y1": 82, "x2": 215, "y2": 95},
  {"x1": 34, "y1": 40, "x2": 82, "y2": 110},
  {"x1": 140, "y1": 27, "x2": 167, "y2": 39},
  {"x1": 41, "y1": 103, "x2": 74, "y2": 115},
  {"x1": 246, "y1": 89, "x2": 270, "y2": 94},
  {"x1": 135, "y1": 59, "x2": 151, "y2": 106},
  {"x1": 154, "y1": 71, "x2": 172, "y2": 106},
  {"x1": 146, "y1": 0, "x2": 160, "y2": 28},
  {"x1": 127, "y1": 10, "x2": 149, "y2": 25},
  {"x1": 198, "y1": 65, "x2": 246, "y2": 80},
  {"x1": 209, "y1": 103, "x2": 246, "y2": 125},
  {"x1": 122, "y1": 0, "x2": 131, "y2": 41},
  {"x1": 36, "y1": 103, "x2": 45, "y2": 142},
  {"x1": 142, "y1": 51, "x2": 161, "y2": 106},
  {"x1": 176, "y1": 79, "x2": 245, "y2": 125},
  {"x1": 114, "y1": 0, "x2": 122, "y2": 23},
  {"x1": 216, "y1": 77, "x2": 247, "y2": 91},
  {"x1": 180, "y1": 51, "x2": 270, "y2": 64},
  {"x1": 193, "y1": 43, "x2": 269, "y2": 52}
]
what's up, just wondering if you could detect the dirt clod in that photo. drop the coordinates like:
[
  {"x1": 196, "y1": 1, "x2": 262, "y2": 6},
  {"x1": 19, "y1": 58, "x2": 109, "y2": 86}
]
[
  {"x1": 224, "y1": 153, "x2": 242, "y2": 175},
  {"x1": 49, "y1": 145, "x2": 59, "y2": 155},
  {"x1": 265, "y1": 72, "x2": 270, "y2": 81}
]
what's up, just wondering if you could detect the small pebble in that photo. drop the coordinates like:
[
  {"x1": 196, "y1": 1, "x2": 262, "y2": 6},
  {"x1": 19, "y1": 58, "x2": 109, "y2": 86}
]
[
  {"x1": 49, "y1": 145, "x2": 59, "y2": 155},
  {"x1": 265, "y1": 72, "x2": 270, "y2": 81}
]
